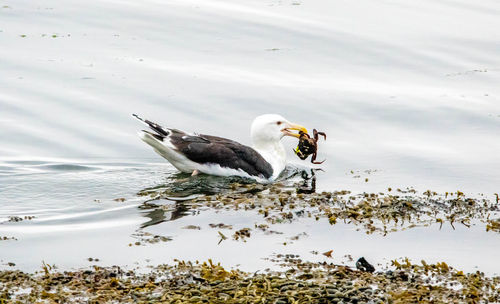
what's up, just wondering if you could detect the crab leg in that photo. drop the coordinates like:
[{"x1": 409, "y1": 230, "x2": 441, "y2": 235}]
[
  {"x1": 313, "y1": 129, "x2": 327, "y2": 141},
  {"x1": 310, "y1": 153, "x2": 325, "y2": 164}
]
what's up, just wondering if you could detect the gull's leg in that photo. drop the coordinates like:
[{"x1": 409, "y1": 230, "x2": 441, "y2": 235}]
[{"x1": 191, "y1": 170, "x2": 200, "y2": 176}]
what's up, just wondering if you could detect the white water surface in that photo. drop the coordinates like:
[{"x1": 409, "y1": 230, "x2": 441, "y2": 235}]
[{"x1": 1, "y1": 0, "x2": 500, "y2": 274}]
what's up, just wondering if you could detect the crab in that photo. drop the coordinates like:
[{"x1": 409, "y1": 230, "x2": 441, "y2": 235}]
[{"x1": 294, "y1": 129, "x2": 326, "y2": 164}]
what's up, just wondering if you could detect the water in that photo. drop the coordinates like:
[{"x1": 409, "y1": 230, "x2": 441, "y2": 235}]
[
  {"x1": 1, "y1": 159, "x2": 499, "y2": 275},
  {"x1": 1, "y1": 0, "x2": 500, "y2": 274}
]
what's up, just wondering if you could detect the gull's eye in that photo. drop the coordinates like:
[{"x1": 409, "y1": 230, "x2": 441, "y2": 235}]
[{"x1": 276, "y1": 121, "x2": 282, "y2": 126}]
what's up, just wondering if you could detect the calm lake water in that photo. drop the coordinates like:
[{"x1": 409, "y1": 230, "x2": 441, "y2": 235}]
[{"x1": 1, "y1": 0, "x2": 500, "y2": 274}]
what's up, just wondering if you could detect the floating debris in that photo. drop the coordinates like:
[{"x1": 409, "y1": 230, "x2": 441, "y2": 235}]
[
  {"x1": 217, "y1": 231, "x2": 227, "y2": 245},
  {"x1": 0, "y1": 236, "x2": 17, "y2": 241},
  {"x1": 322, "y1": 250, "x2": 333, "y2": 258},
  {"x1": 139, "y1": 183, "x2": 500, "y2": 237},
  {"x1": 486, "y1": 219, "x2": 500, "y2": 232},
  {"x1": 289, "y1": 232, "x2": 308, "y2": 241},
  {"x1": 233, "y1": 228, "x2": 251, "y2": 241},
  {"x1": 182, "y1": 225, "x2": 201, "y2": 230},
  {"x1": 7, "y1": 216, "x2": 35, "y2": 222},
  {"x1": 255, "y1": 223, "x2": 283, "y2": 235},
  {"x1": 131, "y1": 231, "x2": 172, "y2": 245},
  {"x1": 209, "y1": 223, "x2": 232, "y2": 229}
]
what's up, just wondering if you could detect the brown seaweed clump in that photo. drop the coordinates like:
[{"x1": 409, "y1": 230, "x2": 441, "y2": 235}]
[
  {"x1": 1, "y1": 259, "x2": 500, "y2": 303},
  {"x1": 139, "y1": 183, "x2": 500, "y2": 236}
]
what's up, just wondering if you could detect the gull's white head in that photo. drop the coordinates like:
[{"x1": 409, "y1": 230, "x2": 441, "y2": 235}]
[
  {"x1": 250, "y1": 114, "x2": 307, "y2": 179},
  {"x1": 251, "y1": 114, "x2": 308, "y2": 147}
]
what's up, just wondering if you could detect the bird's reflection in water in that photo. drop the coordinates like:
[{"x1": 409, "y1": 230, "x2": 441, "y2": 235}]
[
  {"x1": 137, "y1": 167, "x2": 320, "y2": 229},
  {"x1": 296, "y1": 169, "x2": 321, "y2": 194},
  {"x1": 137, "y1": 172, "x2": 255, "y2": 229},
  {"x1": 139, "y1": 201, "x2": 190, "y2": 228}
]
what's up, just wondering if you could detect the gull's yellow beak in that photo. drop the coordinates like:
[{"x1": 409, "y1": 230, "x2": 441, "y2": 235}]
[{"x1": 281, "y1": 122, "x2": 308, "y2": 138}]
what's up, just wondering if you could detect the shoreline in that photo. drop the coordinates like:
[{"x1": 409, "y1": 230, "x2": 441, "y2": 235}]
[{"x1": 2, "y1": 258, "x2": 499, "y2": 303}]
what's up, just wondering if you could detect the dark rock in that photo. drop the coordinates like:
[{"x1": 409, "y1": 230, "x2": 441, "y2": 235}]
[{"x1": 356, "y1": 257, "x2": 375, "y2": 273}]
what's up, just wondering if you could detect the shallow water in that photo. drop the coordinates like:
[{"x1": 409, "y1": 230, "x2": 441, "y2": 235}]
[
  {"x1": 1, "y1": 160, "x2": 500, "y2": 276},
  {"x1": 1, "y1": 0, "x2": 500, "y2": 275}
]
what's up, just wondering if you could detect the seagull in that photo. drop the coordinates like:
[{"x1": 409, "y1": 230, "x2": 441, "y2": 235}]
[{"x1": 133, "y1": 114, "x2": 307, "y2": 181}]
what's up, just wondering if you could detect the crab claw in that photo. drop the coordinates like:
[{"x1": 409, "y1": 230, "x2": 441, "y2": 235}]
[
  {"x1": 311, "y1": 159, "x2": 326, "y2": 164},
  {"x1": 313, "y1": 129, "x2": 326, "y2": 140}
]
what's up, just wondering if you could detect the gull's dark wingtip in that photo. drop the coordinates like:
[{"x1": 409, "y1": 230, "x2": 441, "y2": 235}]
[
  {"x1": 132, "y1": 114, "x2": 147, "y2": 124},
  {"x1": 133, "y1": 115, "x2": 170, "y2": 137}
]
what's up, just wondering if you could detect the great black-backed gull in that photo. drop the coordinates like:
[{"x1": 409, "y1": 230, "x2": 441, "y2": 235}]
[{"x1": 133, "y1": 114, "x2": 307, "y2": 181}]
